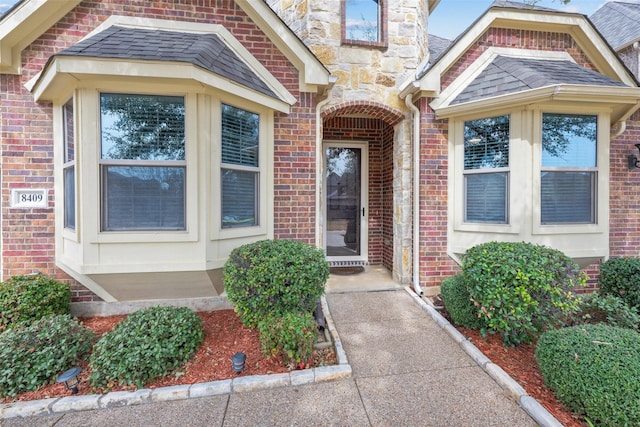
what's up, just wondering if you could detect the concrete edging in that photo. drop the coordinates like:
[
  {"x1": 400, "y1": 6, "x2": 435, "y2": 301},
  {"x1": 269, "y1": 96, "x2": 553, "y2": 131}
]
[
  {"x1": 404, "y1": 287, "x2": 563, "y2": 427},
  {"x1": 0, "y1": 295, "x2": 352, "y2": 420}
]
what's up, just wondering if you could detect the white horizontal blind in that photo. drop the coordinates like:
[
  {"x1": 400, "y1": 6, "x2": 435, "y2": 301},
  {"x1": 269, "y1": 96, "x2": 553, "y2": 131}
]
[
  {"x1": 463, "y1": 115, "x2": 510, "y2": 224},
  {"x1": 100, "y1": 94, "x2": 186, "y2": 231},
  {"x1": 221, "y1": 104, "x2": 259, "y2": 229},
  {"x1": 541, "y1": 113, "x2": 597, "y2": 224}
]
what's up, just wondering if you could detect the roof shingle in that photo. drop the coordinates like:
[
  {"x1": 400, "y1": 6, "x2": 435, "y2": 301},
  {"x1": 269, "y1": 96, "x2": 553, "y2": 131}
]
[
  {"x1": 57, "y1": 26, "x2": 276, "y2": 98},
  {"x1": 452, "y1": 55, "x2": 628, "y2": 105}
]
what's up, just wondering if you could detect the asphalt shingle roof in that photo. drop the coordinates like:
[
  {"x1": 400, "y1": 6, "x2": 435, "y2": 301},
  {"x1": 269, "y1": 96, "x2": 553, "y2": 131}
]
[
  {"x1": 428, "y1": 34, "x2": 452, "y2": 64},
  {"x1": 57, "y1": 26, "x2": 276, "y2": 98},
  {"x1": 452, "y1": 55, "x2": 628, "y2": 105},
  {"x1": 590, "y1": 1, "x2": 640, "y2": 50}
]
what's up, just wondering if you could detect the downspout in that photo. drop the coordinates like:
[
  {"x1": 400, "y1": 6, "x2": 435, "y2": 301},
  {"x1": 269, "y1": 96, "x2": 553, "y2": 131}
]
[{"x1": 404, "y1": 90, "x2": 424, "y2": 296}]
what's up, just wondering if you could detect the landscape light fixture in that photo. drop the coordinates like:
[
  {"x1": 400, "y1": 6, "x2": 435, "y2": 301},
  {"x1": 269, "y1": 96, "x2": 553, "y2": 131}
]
[
  {"x1": 629, "y1": 144, "x2": 640, "y2": 170},
  {"x1": 57, "y1": 367, "x2": 82, "y2": 394},
  {"x1": 232, "y1": 352, "x2": 246, "y2": 374}
]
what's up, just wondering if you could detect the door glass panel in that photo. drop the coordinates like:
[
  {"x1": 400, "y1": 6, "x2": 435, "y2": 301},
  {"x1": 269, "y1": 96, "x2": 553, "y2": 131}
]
[{"x1": 326, "y1": 147, "x2": 361, "y2": 257}]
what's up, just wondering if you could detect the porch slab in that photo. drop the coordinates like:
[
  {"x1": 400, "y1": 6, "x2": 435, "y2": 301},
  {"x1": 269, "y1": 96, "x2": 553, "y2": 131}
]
[{"x1": 325, "y1": 265, "x2": 402, "y2": 294}]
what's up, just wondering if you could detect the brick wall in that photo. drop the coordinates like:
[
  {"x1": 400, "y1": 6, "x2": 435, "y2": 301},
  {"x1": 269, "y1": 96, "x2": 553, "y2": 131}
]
[
  {"x1": 1, "y1": 0, "x2": 307, "y2": 301},
  {"x1": 442, "y1": 28, "x2": 598, "y2": 91},
  {"x1": 418, "y1": 98, "x2": 460, "y2": 287}
]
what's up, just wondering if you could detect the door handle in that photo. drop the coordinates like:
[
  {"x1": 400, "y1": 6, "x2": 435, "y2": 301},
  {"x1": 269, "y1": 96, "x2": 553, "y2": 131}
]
[{"x1": 362, "y1": 207, "x2": 365, "y2": 216}]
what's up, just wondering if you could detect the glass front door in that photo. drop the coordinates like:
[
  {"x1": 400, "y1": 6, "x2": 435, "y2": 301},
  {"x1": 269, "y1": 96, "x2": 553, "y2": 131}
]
[{"x1": 324, "y1": 143, "x2": 367, "y2": 262}]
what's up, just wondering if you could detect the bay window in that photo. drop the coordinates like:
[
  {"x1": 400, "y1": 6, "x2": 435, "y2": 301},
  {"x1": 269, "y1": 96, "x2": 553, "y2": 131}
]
[
  {"x1": 63, "y1": 98, "x2": 75, "y2": 230},
  {"x1": 463, "y1": 115, "x2": 510, "y2": 224},
  {"x1": 221, "y1": 104, "x2": 259, "y2": 229},
  {"x1": 100, "y1": 94, "x2": 186, "y2": 231},
  {"x1": 541, "y1": 113, "x2": 597, "y2": 224}
]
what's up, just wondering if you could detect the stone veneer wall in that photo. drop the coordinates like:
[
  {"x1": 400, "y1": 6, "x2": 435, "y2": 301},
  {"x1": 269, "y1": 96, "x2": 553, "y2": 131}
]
[{"x1": 1, "y1": 0, "x2": 309, "y2": 301}]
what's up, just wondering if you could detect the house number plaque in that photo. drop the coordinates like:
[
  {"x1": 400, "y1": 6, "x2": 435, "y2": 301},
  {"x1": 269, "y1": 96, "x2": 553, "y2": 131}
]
[{"x1": 11, "y1": 189, "x2": 48, "y2": 209}]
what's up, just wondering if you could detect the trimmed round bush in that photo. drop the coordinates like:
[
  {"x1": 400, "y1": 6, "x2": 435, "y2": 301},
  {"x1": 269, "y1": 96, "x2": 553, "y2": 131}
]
[
  {"x1": 463, "y1": 241, "x2": 583, "y2": 345},
  {"x1": 0, "y1": 274, "x2": 71, "y2": 332},
  {"x1": 440, "y1": 274, "x2": 483, "y2": 329},
  {"x1": 0, "y1": 315, "x2": 95, "y2": 397},
  {"x1": 599, "y1": 257, "x2": 640, "y2": 311},
  {"x1": 570, "y1": 292, "x2": 640, "y2": 331},
  {"x1": 89, "y1": 306, "x2": 203, "y2": 389},
  {"x1": 257, "y1": 311, "x2": 317, "y2": 365},
  {"x1": 536, "y1": 324, "x2": 640, "y2": 426},
  {"x1": 224, "y1": 239, "x2": 329, "y2": 328}
]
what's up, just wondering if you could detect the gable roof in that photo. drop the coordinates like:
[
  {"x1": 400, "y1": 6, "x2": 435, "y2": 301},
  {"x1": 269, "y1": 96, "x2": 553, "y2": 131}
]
[
  {"x1": 57, "y1": 25, "x2": 276, "y2": 98},
  {"x1": 590, "y1": 1, "x2": 640, "y2": 51},
  {"x1": 402, "y1": 1, "x2": 638, "y2": 98},
  {"x1": 452, "y1": 55, "x2": 628, "y2": 105}
]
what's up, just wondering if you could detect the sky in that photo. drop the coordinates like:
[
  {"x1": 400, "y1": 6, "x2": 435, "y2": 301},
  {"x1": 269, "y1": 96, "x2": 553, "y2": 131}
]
[
  {"x1": 0, "y1": 0, "x2": 637, "y2": 39},
  {"x1": 430, "y1": 0, "x2": 621, "y2": 39}
]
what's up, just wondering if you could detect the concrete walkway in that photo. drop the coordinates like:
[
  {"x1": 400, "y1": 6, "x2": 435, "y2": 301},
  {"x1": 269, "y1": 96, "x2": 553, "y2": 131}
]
[{"x1": 2, "y1": 290, "x2": 545, "y2": 427}]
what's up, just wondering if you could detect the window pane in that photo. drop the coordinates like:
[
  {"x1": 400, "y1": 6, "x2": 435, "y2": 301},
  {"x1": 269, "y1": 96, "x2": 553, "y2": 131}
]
[
  {"x1": 221, "y1": 104, "x2": 259, "y2": 167},
  {"x1": 64, "y1": 166, "x2": 75, "y2": 229},
  {"x1": 102, "y1": 166, "x2": 185, "y2": 230},
  {"x1": 63, "y1": 99, "x2": 74, "y2": 163},
  {"x1": 465, "y1": 172, "x2": 508, "y2": 223},
  {"x1": 464, "y1": 115, "x2": 510, "y2": 169},
  {"x1": 100, "y1": 94, "x2": 185, "y2": 161},
  {"x1": 345, "y1": 0, "x2": 380, "y2": 42},
  {"x1": 541, "y1": 171, "x2": 595, "y2": 224},
  {"x1": 542, "y1": 114, "x2": 596, "y2": 167},
  {"x1": 221, "y1": 169, "x2": 257, "y2": 228}
]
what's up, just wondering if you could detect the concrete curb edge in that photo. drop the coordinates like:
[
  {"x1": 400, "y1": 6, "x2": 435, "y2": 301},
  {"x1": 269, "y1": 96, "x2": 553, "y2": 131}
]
[
  {"x1": 404, "y1": 287, "x2": 563, "y2": 427},
  {"x1": 0, "y1": 295, "x2": 352, "y2": 420}
]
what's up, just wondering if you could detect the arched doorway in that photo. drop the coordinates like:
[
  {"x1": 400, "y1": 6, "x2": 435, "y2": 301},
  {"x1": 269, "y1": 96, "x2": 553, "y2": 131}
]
[{"x1": 321, "y1": 102, "x2": 404, "y2": 271}]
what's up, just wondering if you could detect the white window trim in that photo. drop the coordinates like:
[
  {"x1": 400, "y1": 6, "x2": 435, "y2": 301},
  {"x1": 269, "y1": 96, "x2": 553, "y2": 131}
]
[
  {"x1": 211, "y1": 96, "x2": 272, "y2": 241},
  {"x1": 448, "y1": 105, "x2": 610, "y2": 262},
  {"x1": 531, "y1": 106, "x2": 609, "y2": 235}
]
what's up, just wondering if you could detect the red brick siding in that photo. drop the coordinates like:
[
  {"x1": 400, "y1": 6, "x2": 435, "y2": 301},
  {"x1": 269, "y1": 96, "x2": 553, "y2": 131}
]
[
  {"x1": 442, "y1": 28, "x2": 598, "y2": 91},
  {"x1": 418, "y1": 98, "x2": 460, "y2": 287},
  {"x1": 1, "y1": 0, "x2": 306, "y2": 301},
  {"x1": 273, "y1": 92, "x2": 317, "y2": 243}
]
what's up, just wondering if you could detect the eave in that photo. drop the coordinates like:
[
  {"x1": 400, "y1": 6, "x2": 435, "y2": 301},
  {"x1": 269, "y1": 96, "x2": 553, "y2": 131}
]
[
  {"x1": 432, "y1": 84, "x2": 640, "y2": 124},
  {"x1": 29, "y1": 56, "x2": 293, "y2": 113},
  {"x1": 0, "y1": 0, "x2": 82, "y2": 74}
]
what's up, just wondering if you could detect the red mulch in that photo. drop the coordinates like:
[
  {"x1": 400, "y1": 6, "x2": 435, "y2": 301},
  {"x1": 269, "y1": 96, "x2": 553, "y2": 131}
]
[
  {"x1": 455, "y1": 326, "x2": 587, "y2": 427},
  {"x1": 0, "y1": 306, "x2": 589, "y2": 427},
  {"x1": 0, "y1": 310, "x2": 336, "y2": 404}
]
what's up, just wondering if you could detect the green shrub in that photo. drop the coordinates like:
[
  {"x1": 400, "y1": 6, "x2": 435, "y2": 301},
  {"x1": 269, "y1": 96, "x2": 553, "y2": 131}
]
[
  {"x1": 440, "y1": 274, "x2": 483, "y2": 329},
  {"x1": 463, "y1": 241, "x2": 583, "y2": 345},
  {"x1": 224, "y1": 239, "x2": 329, "y2": 328},
  {"x1": 0, "y1": 274, "x2": 71, "y2": 332},
  {"x1": 570, "y1": 292, "x2": 640, "y2": 331},
  {"x1": 599, "y1": 257, "x2": 640, "y2": 311},
  {"x1": 536, "y1": 324, "x2": 640, "y2": 427},
  {"x1": 0, "y1": 315, "x2": 95, "y2": 397},
  {"x1": 89, "y1": 306, "x2": 203, "y2": 389},
  {"x1": 257, "y1": 311, "x2": 317, "y2": 365}
]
